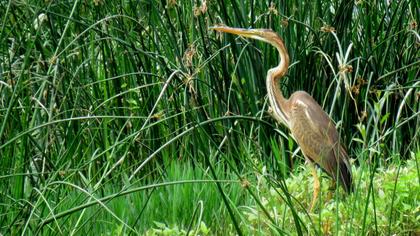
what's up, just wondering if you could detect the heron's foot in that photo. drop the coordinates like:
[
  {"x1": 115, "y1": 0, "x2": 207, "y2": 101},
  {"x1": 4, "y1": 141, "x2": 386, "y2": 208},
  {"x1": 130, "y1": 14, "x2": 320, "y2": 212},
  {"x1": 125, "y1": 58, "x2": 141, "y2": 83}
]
[
  {"x1": 326, "y1": 181, "x2": 336, "y2": 202},
  {"x1": 326, "y1": 191, "x2": 333, "y2": 202}
]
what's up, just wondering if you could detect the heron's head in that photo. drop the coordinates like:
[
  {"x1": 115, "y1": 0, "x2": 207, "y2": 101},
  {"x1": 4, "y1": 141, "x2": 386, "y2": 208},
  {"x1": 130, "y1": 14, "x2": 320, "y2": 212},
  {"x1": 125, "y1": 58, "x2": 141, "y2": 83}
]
[
  {"x1": 210, "y1": 25, "x2": 289, "y2": 81},
  {"x1": 210, "y1": 25, "x2": 279, "y2": 45}
]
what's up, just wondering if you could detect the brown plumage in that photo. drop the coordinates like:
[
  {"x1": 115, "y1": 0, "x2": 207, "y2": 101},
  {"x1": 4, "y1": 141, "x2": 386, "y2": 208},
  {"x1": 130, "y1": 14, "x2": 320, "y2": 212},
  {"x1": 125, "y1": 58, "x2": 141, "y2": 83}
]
[
  {"x1": 211, "y1": 26, "x2": 352, "y2": 208},
  {"x1": 288, "y1": 91, "x2": 353, "y2": 193}
]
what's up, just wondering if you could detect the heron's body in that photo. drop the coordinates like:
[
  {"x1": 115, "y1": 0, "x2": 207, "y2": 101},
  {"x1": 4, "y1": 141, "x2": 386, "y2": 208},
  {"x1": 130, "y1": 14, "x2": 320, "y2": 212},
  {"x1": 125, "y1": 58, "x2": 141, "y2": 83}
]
[
  {"x1": 287, "y1": 91, "x2": 352, "y2": 192},
  {"x1": 211, "y1": 26, "x2": 352, "y2": 209}
]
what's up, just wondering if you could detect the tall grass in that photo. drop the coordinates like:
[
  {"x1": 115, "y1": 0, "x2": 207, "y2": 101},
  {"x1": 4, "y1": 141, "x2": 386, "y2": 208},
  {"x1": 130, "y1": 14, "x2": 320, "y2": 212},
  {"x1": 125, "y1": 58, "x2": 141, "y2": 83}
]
[{"x1": 0, "y1": 0, "x2": 418, "y2": 234}]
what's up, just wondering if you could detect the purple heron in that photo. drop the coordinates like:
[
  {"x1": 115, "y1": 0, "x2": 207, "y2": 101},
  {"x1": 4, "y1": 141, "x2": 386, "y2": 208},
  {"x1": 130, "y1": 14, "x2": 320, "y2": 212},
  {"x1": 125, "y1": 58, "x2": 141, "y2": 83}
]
[{"x1": 211, "y1": 26, "x2": 352, "y2": 210}]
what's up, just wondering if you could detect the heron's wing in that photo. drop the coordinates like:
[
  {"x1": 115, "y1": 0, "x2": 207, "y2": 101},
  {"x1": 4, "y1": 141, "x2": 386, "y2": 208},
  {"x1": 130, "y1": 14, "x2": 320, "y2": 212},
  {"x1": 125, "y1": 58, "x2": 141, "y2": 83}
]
[
  {"x1": 288, "y1": 92, "x2": 352, "y2": 192},
  {"x1": 288, "y1": 92, "x2": 338, "y2": 152}
]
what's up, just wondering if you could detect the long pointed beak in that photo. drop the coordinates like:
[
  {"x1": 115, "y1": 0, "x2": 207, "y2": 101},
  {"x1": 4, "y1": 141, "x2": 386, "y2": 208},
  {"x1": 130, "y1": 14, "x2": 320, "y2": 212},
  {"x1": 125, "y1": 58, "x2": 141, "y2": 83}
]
[{"x1": 209, "y1": 25, "x2": 266, "y2": 40}]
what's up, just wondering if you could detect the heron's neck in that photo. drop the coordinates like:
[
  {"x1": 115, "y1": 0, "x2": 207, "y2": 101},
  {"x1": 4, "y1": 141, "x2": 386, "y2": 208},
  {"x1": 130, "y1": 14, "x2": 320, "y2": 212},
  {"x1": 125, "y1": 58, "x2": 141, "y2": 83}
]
[{"x1": 266, "y1": 37, "x2": 290, "y2": 125}]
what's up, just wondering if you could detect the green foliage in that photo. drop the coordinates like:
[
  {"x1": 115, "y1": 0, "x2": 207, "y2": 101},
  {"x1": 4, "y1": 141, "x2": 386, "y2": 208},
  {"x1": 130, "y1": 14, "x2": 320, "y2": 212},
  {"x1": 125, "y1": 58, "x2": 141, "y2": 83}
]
[
  {"x1": 0, "y1": 0, "x2": 418, "y2": 235},
  {"x1": 144, "y1": 221, "x2": 211, "y2": 236},
  {"x1": 240, "y1": 155, "x2": 420, "y2": 235}
]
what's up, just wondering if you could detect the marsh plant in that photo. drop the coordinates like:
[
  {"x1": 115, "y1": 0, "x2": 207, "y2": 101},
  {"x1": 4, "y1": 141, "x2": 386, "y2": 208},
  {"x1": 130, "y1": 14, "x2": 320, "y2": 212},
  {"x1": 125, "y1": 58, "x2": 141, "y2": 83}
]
[{"x1": 0, "y1": 0, "x2": 418, "y2": 235}]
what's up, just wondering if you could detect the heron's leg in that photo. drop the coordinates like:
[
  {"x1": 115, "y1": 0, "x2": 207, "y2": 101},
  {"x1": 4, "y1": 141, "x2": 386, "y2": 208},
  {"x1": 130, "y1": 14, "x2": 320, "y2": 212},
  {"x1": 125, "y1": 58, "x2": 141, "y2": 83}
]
[
  {"x1": 326, "y1": 180, "x2": 336, "y2": 201},
  {"x1": 309, "y1": 162, "x2": 320, "y2": 212}
]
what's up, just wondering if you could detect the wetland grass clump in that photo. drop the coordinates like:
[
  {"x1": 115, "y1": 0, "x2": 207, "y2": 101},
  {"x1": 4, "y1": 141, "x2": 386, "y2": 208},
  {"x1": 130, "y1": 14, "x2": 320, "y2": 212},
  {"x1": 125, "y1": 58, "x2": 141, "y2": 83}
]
[{"x1": 0, "y1": 0, "x2": 418, "y2": 234}]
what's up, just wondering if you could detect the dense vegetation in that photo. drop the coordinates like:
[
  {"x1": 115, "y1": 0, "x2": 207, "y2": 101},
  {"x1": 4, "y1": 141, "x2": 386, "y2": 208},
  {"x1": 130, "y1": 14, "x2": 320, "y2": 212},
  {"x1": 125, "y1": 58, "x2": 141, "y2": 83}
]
[{"x1": 0, "y1": 0, "x2": 418, "y2": 235}]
